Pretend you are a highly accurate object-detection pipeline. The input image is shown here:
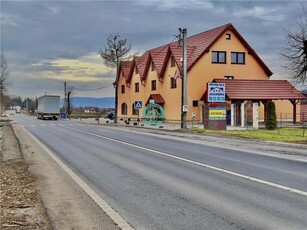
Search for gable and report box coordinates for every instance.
[118,23,272,85]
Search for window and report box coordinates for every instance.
[135,82,139,92]
[193,100,198,107]
[132,103,139,115]
[171,56,176,67]
[170,78,177,89]
[151,62,156,71]
[226,33,231,40]
[231,52,245,64]
[151,80,156,91]
[212,51,226,64]
[135,67,138,74]
[121,85,125,94]
[224,76,234,80]
[121,103,127,115]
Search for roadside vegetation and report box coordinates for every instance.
[69,112,108,119]
[191,127,307,143]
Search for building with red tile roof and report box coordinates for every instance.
[116,23,304,128]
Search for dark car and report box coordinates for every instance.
[107,111,115,120]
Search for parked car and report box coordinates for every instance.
[107,111,115,120]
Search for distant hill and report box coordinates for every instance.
[62,97,115,108]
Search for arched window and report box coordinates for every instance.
[121,103,127,115]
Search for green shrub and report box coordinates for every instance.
[266,101,277,130]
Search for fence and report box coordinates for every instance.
[277,112,307,128]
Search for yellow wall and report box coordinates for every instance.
[118,70,131,119]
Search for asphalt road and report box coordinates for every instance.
[12,114,307,229]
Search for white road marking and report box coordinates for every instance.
[40,124,46,127]
[65,126,307,197]
[31,124,36,127]
[21,126,134,230]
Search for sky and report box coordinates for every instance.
[1,0,306,99]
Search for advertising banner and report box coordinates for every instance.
[209,107,226,120]
[208,83,225,102]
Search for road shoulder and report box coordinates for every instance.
[0,123,51,229]
[11,123,120,230]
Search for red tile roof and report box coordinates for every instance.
[147,94,165,104]
[135,51,150,80]
[118,61,133,82]
[213,79,305,100]
[149,46,169,78]
[120,23,273,84]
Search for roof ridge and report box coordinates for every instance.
[187,23,232,40]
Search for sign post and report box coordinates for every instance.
[134,101,143,125]
[205,82,227,130]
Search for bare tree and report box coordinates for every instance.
[1,51,9,116]
[281,5,307,84]
[99,34,133,123]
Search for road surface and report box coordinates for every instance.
[12,114,307,229]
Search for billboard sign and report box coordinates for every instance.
[209,107,226,120]
[208,83,225,102]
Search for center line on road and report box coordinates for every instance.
[65,126,307,197]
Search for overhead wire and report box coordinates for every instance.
[72,83,113,91]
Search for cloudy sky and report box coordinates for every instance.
[1,0,306,99]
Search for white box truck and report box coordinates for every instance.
[37,95,60,120]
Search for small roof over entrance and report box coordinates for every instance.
[213,79,305,100]
[146,94,165,104]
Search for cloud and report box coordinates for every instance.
[1,13,20,27]
[137,0,214,11]
[233,6,286,23]
[49,6,59,14]
[30,53,115,82]
[3,0,307,98]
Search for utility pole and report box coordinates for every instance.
[180,28,188,129]
[67,91,71,119]
[62,81,67,117]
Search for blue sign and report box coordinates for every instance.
[134,101,143,109]
[208,83,225,102]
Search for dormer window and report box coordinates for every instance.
[226,33,231,40]
[135,67,139,74]
[224,76,234,80]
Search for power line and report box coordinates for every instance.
[72,83,113,91]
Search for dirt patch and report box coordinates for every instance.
[0,123,51,229]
